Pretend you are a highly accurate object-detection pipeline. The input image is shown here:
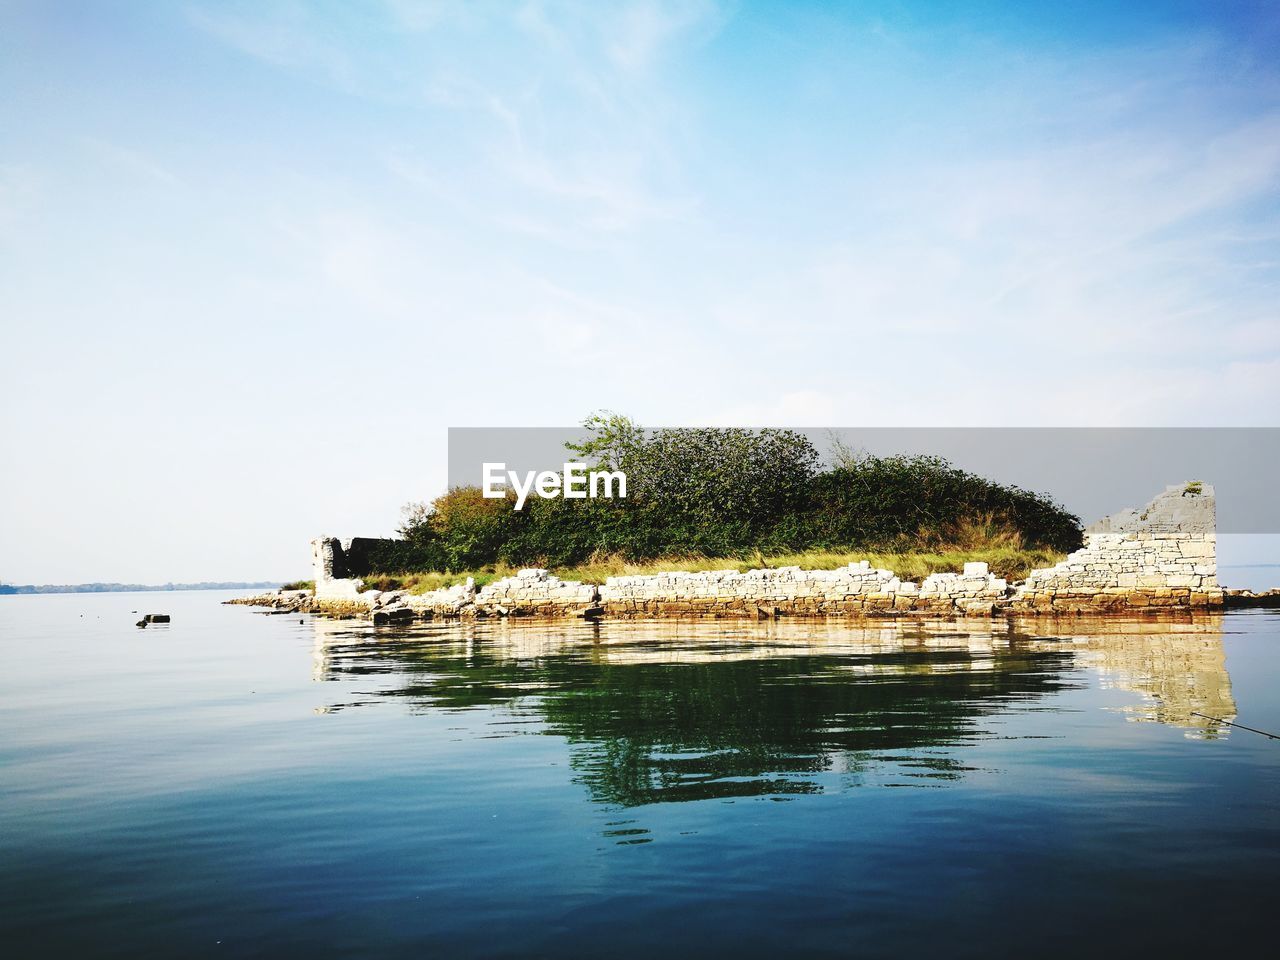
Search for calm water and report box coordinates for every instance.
[2,592,1279,958]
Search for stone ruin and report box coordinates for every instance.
[295,482,1223,621]
[1008,482,1221,612]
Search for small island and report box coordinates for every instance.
[233,416,1248,622]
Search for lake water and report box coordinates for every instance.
[2,591,1279,958]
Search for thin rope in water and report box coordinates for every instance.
[1190,712,1280,740]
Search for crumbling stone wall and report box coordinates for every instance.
[312,538,361,599]
[306,560,1011,621]
[599,561,1009,618]
[324,570,597,621]
[311,536,400,600]
[475,569,598,617]
[1009,483,1222,612]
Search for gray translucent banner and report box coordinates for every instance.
[448,427,1280,533]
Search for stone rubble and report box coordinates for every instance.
[596,560,1008,618]
[475,569,597,617]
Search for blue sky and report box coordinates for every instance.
[2,1,1279,581]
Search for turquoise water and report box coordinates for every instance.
[2,592,1279,958]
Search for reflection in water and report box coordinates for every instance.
[309,614,1235,805]
[1016,616,1237,738]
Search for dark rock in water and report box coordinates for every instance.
[1225,589,1280,608]
[580,605,605,620]
[372,607,415,625]
[144,614,170,623]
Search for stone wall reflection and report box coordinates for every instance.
[1013,614,1236,738]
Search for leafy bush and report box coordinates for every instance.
[394,487,521,571]
[364,537,447,574]
[562,416,820,558]
[390,414,1082,571]
[618,426,818,555]
[807,453,1081,553]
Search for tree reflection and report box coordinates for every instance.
[310,619,1107,805]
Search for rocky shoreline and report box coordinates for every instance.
[226,579,1280,624]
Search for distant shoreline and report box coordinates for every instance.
[0,582,284,596]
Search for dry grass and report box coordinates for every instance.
[359,569,510,594]
[359,539,1064,594]
[757,546,1063,582]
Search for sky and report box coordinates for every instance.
[2,0,1279,583]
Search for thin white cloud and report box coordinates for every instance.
[186,2,356,84]
[604,0,721,72]
[81,138,183,187]
[188,0,717,241]
[0,163,41,234]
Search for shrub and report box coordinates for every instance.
[807,454,1081,553]
[396,486,521,571]
[386,415,1083,571]
[560,416,820,559]
[365,537,448,574]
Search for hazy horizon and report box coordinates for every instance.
[3,1,1279,582]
